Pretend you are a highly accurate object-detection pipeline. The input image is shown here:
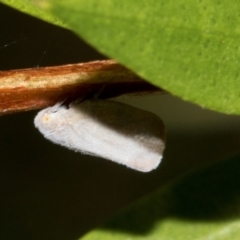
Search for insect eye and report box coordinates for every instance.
[42,114,52,123]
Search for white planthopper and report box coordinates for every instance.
[34,99,166,172]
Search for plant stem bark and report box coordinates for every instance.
[0,60,165,115]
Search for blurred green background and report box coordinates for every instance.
[0,3,240,239]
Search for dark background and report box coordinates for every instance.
[1,3,240,239]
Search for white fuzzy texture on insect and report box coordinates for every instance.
[34,100,166,172]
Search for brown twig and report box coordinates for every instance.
[0,59,165,115]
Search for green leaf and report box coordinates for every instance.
[33,0,240,114]
[82,155,240,239]
[0,0,66,27]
